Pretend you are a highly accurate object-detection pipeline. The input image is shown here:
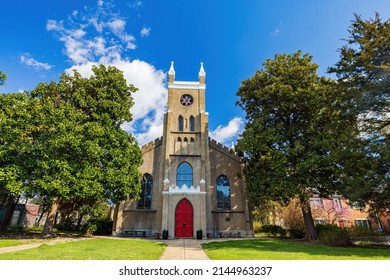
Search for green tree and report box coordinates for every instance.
[30,65,142,235]
[236,51,356,240]
[329,13,389,132]
[0,93,34,230]
[0,65,143,235]
[329,13,389,214]
[0,71,6,86]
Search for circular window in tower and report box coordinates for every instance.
[180,94,194,106]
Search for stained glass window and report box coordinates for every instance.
[216,175,231,209]
[190,116,195,131]
[180,95,193,106]
[137,174,153,209]
[177,162,193,187]
[178,115,183,131]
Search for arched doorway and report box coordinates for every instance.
[175,199,193,238]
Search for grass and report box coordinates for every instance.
[0,238,167,260]
[0,239,43,248]
[0,240,25,248]
[202,238,390,260]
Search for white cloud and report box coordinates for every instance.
[20,53,53,71]
[271,28,280,37]
[209,117,244,145]
[107,19,126,34]
[48,1,166,145]
[65,59,167,146]
[46,19,63,31]
[130,1,143,8]
[140,27,151,37]
[47,2,139,65]
[271,22,282,37]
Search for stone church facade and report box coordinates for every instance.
[113,63,252,239]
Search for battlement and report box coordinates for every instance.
[141,136,163,153]
[209,137,240,160]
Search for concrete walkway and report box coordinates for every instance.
[159,239,210,260]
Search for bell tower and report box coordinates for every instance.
[160,62,210,238]
[162,61,210,183]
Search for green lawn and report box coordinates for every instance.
[0,240,25,248]
[0,239,43,248]
[0,238,167,260]
[202,238,390,260]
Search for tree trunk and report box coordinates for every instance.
[300,198,318,240]
[41,198,60,236]
[0,196,19,231]
[77,213,84,229]
[36,205,50,227]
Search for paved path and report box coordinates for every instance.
[159,239,210,260]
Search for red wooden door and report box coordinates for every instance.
[175,199,193,238]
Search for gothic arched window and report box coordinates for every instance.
[190,137,195,143]
[190,116,195,132]
[177,162,193,188]
[178,115,183,132]
[137,173,153,209]
[216,175,231,209]
[177,137,182,142]
[184,137,188,142]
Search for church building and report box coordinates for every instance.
[113,62,252,239]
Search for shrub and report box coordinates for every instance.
[82,218,113,236]
[261,224,287,237]
[6,225,22,232]
[92,218,113,235]
[55,217,78,231]
[316,224,352,247]
[348,226,384,244]
[82,222,97,236]
[288,228,306,239]
[23,226,44,233]
[253,221,262,233]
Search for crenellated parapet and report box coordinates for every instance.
[209,137,241,161]
[141,136,163,153]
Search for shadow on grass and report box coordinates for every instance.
[202,238,390,260]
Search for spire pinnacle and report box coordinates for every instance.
[198,62,206,77]
[168,61,175,76]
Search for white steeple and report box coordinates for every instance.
[198,62,206,77]
[168,61,175,77]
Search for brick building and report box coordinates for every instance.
[310,196,390,232]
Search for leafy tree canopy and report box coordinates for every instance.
[0,65,143,234]
[329,12,390,132]
[0,71,6,86]
[236,51,358,239]
[329,13,389,214]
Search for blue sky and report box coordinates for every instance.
[1,0,389,146]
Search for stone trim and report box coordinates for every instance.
[169,154,201,157]
[168,81,206,90]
